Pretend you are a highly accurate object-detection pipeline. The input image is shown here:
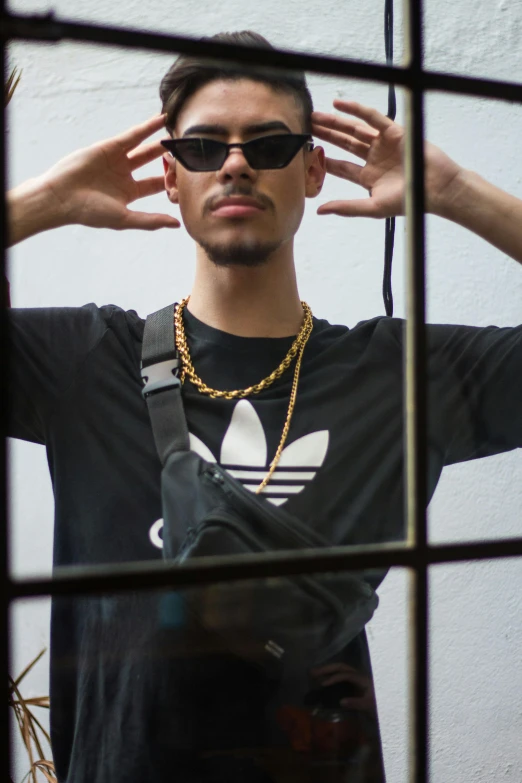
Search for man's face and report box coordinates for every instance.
[163,78,325,267]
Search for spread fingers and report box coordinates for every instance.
[133,175,168,201]
[312,110,378,144]
[332,99,394,133]
[116,114,168,153]
[128,140,168,171]
[312,125,371,160]
[325,157,364,184]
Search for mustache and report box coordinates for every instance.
[204,186,274,215]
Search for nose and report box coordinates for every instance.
[216,144,257,184]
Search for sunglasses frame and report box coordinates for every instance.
[161,133,314,172]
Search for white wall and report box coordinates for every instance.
[6,0,522,781]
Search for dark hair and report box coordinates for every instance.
[159,31,314,136]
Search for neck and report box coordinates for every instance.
[187,245,304,337]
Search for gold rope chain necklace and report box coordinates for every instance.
[174,297,314,492]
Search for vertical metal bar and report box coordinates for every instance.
[403,0,429,780]
[1,1,12,778]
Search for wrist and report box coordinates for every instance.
[7,176,67,247]
[429,167,477,221]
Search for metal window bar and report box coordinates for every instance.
[2,5,522,782]
[403,1,429,777]
[1,0,10,775]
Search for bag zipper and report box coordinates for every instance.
[204,465,328,550]
[181,497,360,646]
[187,507,345,627]
[185,510,267,556]
[201,465,374,644]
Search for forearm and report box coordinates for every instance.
[433,169,522,265]
[6,177,66,247]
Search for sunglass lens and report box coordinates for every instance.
[174,139,226,171]
[246,135,305,169]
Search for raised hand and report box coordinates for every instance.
[33,114,180,232]
[312,100,463,219]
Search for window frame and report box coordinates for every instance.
[2,3,522,779]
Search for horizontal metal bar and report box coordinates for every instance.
[1,11,402,83]
[9,537,522,600]
[422,70,522,102]
[2,12,522,104]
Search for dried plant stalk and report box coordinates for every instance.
[9,649,57,783]
[4,64,21,308]
[5,66,22,107]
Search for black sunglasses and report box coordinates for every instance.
[161,133,314,172]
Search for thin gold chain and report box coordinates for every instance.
[255,319,312,493]
[174,297,314,492]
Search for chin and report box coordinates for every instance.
[197,235,282,268]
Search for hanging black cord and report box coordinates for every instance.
[383,0,396,316]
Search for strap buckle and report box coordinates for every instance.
[141,358,180,399]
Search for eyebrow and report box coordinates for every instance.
[181,121,293,138]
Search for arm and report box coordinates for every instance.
[7,176,67,247]
[6,113,179,248]
[433,169,522,265]
[311,101,522,266]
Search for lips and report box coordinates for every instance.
[210,197,266,218]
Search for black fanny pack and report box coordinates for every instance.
[141,304,378,675]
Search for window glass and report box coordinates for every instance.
[7,44,406,580]
[9,570,409,782]
[9,596,52,783]
[5,7,522,783]
[7,0,404,67]
[424,0,522,83]
[424,92,522,544]
[430,559,522,780]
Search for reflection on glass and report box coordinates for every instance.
[11,580,391,782]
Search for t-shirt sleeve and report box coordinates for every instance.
[426,322,522,463]
[8,304,111,444]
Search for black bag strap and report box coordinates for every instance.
[141,303,189,464]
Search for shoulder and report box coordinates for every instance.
[8,303,149,373]
[311,314,403,354]
[310,313,522,363]
[9,301,144,345]
[315,313,522,346]
[96,303,145,343]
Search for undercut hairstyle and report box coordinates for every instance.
[159,31,314,136]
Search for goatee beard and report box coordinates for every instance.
[198,237,281,268]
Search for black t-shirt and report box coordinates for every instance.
[8,304,522,782]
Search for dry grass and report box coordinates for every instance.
[8,648,56,783]
[4,64,21,307]
[5,66,22,107]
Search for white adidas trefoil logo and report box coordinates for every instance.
[190,399,329,506]
[148,400,329,549]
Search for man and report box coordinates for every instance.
[7,29,522,783]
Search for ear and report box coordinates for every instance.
[163,153,179,204]
[305,146,327,199]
